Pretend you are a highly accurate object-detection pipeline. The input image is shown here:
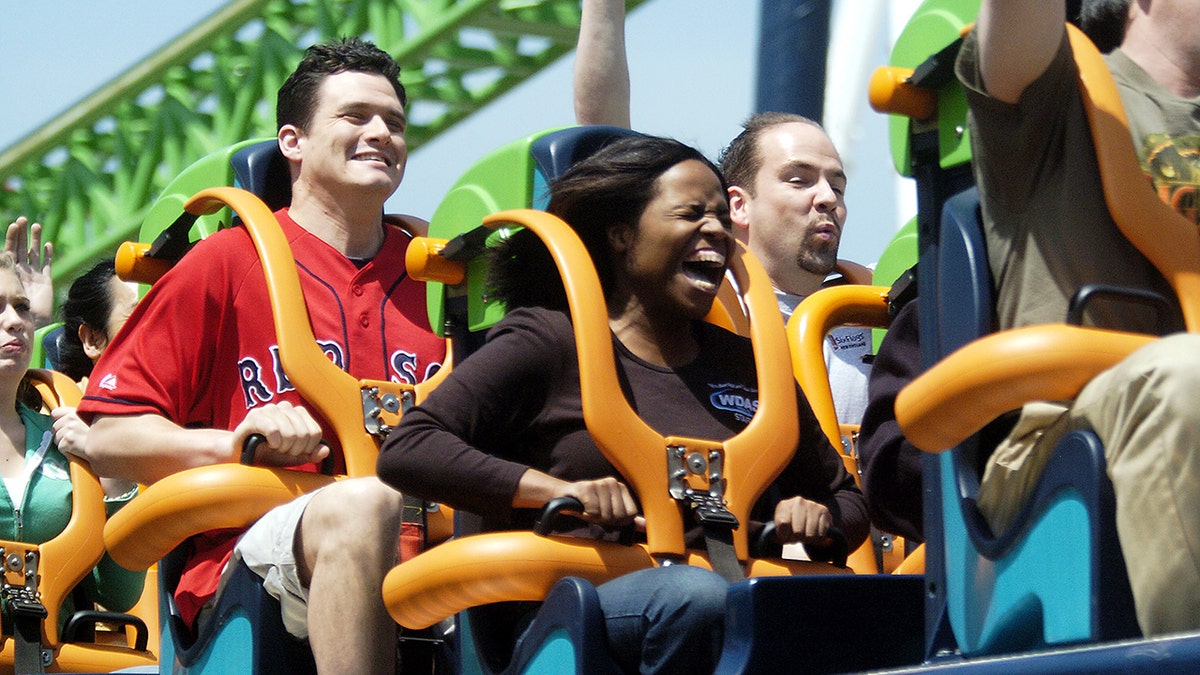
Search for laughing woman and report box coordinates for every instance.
[378,135,867,673]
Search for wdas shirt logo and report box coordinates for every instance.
[709,383,759,424]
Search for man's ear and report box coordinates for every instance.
[606,222,633,253]
[727,185,752,236]
[79,324,109,362]
[278,125,303,162]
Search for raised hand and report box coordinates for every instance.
[5,216,54,328]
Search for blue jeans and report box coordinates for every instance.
[596,564,728,673]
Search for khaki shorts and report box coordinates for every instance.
[216,488,322,640]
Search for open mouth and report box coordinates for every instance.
[353,151,393,167]
[682,255,727,292]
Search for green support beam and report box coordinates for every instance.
[0,0,644,286]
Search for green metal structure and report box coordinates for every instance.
[0,0,644,287]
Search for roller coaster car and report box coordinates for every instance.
[0,370,156,674]
[102,141,451,673]
[869,0,1200,668]
[383,125,927,674]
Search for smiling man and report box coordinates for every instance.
[76,38,445,674]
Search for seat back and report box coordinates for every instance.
[418,125,641,350]
[104,140,450,673]
[786,283,896,574]
[879,0,1170,660]
[116,139,280,286]
[0,371,157,672]
[917,188,1140,656]
[32,324,66,371]
[388,128,851,673]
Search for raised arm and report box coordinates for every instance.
[976,0,1066,104]
[5,216,54,329]
[574,0,631,127]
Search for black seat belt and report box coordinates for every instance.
[667,445,744,582]
[3,549,48,673]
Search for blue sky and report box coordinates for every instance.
[0,0,913,267]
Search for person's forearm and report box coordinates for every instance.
[574,0,631,127]
[513,468,568,509]
[85,414,236,484]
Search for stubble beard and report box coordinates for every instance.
[796,232,839,276]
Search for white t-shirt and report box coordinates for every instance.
[776,290,873,426]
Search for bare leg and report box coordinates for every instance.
[297,477,404,674]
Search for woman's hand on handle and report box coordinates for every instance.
[772,495,833,545]
[516,469,640,526]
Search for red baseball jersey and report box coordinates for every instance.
[79,207,446,625]
[81,208,445,457]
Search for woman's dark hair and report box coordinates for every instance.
[488,134,725,310]
[58,259,118,381]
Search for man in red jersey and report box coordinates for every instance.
[76,38,445,674]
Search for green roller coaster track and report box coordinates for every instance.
[0,0,644,288]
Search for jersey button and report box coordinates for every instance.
[352,284,364,297]
[360,313,370,328]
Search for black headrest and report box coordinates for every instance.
[231,141,292,211]
[529,126,644,184]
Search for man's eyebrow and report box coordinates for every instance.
[781,160,846,182]
[341,101,407,121]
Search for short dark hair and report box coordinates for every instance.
[58,259,118,381]
[719,112,824,194]
[1078,0,1132,52]
[276,37,406,131]
[489,134,725,310]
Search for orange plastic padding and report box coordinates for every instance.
[704,278,750,335]
[424,505,454,546]
[896,325,1153,453]
[121,565,160,663]
[32,641,158,672]
[1067,25,1200,332]
[786,286,892,575]
[27,368,82,408]
[184,187,450,477]
[104,464,335,572]
[896,26,1200,454]
[383,531,850,629]
[405,237,466,285]
[106,189,455,614]
[787,285,891,454]
[0,374,100,652]
[893,543,925,575]
[869,66,936,120]
[382,209,839,631]
[114,241,171,286]
[480,209,799,562]
[10,371,162,668]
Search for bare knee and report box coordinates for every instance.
[302,478,404,547]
